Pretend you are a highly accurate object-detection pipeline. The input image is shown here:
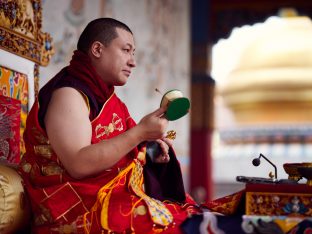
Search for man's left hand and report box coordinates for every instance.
[153,138,172,163]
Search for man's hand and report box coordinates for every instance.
[137,107,169,141]
[152,138,173,163]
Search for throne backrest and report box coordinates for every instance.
[0,1,53,233]
[0,0,54,164]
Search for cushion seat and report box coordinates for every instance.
[0,163,31,234]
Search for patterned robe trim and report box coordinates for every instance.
[129,151,173,227]
[83,147,174,233]
[33,145,53,158]
[91,92,115,124]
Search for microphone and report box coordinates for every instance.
[252,153,277,180]
[252,158,261,166]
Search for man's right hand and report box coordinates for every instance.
[137,107,168,141]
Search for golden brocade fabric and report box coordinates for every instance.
[0,164,31,233]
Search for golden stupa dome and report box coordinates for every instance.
[214,10,312,124]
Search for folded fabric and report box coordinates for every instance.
[0,95,21,163]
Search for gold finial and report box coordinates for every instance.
[165,130,176,140]
[278,8,298,18]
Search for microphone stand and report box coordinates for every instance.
[258,153,278,180]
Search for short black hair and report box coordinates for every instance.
[77,18,132,53]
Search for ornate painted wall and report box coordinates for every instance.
[40,0,191,188]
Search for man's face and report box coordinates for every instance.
[95,28,136,86]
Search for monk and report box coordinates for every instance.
[19,18,227,234]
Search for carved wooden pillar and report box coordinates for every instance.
[190,0,215,202]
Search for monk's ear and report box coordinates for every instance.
[90,41,103,58]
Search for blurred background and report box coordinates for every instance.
[39,0,312,203]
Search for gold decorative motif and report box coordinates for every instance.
[60,224,75,234]
[95,113,123,138]
[22,162,32,173]
[34,145,53,158]
[0,0,36,38]
[34,213,48,226]
[165,130,176,140]
[39,204,53,223]
[0,0,54,66]
[134,205,147,216]
[31,127,49,144]
[246,191,312,216]
[41,163,63,176]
